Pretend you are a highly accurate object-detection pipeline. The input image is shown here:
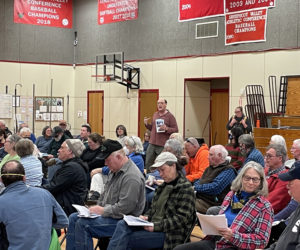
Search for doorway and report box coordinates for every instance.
[184,78,229,146]
[87,91,104,135]
[138,90,159,138]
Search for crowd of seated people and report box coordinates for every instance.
[0,110,300,250]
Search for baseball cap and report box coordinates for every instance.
[98,139,123,160]
[279,161,300,181]
[65,139,85,157]
[151,152,177,168]
[52,126,63,137]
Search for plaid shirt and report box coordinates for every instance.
[216,191,273,249]
[145,173,196,250]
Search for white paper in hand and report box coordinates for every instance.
[123,215,154,227]
[72,204,100,218]
[197,213,227,235]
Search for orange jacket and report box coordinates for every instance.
[185,144,209,182]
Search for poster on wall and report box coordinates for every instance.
[98,0,138,25]
[225,8,267,45]
[178,0,224,21]
[225,0,275,13]
[35,97,64,121]
[0,95,12,119]
[14,0,73,29]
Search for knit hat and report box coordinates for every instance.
[98,139,123,160]
[151,152,177,168]
[279,161,300,181]
[66,139,85,157]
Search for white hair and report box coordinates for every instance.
[270,135,287,151]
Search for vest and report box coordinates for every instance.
[196,162,236,206]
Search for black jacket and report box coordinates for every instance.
[47,134,70,157]
[81,146,105,172]
[43,157,88,216]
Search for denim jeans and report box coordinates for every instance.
[107,219,165,250]
[66,213,120,250]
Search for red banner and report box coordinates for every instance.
[226,9,267,45]
[179,0,224,21]
[98,0,138,25]
[225,0,275,13]
[14,0,72,29]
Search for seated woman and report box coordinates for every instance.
[115,124,127,147]
[35,126,53,153]
[124,136,145,173]
[0,134,21,169]
[174,161,273,250]
[107,152,195,250]
[225,126,245,171]
[145,138,187,211]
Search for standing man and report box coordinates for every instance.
[0,160,68,249]
[226,106,252,135]
[264,144,290,214]
[144,98,178,172]
[184,137,209,183]
[66,139,145,250]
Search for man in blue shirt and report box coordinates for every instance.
[194,145,237,214]
[0,160,68,250]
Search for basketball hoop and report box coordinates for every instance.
[91,75,111,83]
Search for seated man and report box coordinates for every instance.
[0,160,68,249]
[77,124,91,147]
[194,145,237,214]
[265,161,300,250]
[66,139,145,250]
[43,139,88,216]
[59,119,73,138]
[184,137,209,182]
[265,144,291,214]
[239,134,264,167]
[47,126,70,159]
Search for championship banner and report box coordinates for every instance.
[14,0,73,29]
[225,0,275,13]
[98,0,138,25]
[179,0,224,21]
[225,8,267,45]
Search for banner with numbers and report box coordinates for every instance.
[14,0,73,29]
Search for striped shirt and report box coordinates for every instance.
[20,155,43,187]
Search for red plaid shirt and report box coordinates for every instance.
[216,191,273,249]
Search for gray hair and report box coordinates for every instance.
[267,144,287,163]
[164,139,184,158]
[270,135,287,151]
[7,134,22,151]
[210,145,228,160]
[231,161,268,197]
[169,133,184,144]
[125,136,143,153]
[238,134,255,149]
[0,120,5,126]
[293,139,300,149]
[20,127,31,134]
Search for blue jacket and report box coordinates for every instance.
[0,181,68,250]
[244,148,265,167]
[128,152,144,173]
[35,136,53,153]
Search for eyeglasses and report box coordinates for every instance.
[59,123,66,126]
[243,175,261,183]
[264,154,277,159]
